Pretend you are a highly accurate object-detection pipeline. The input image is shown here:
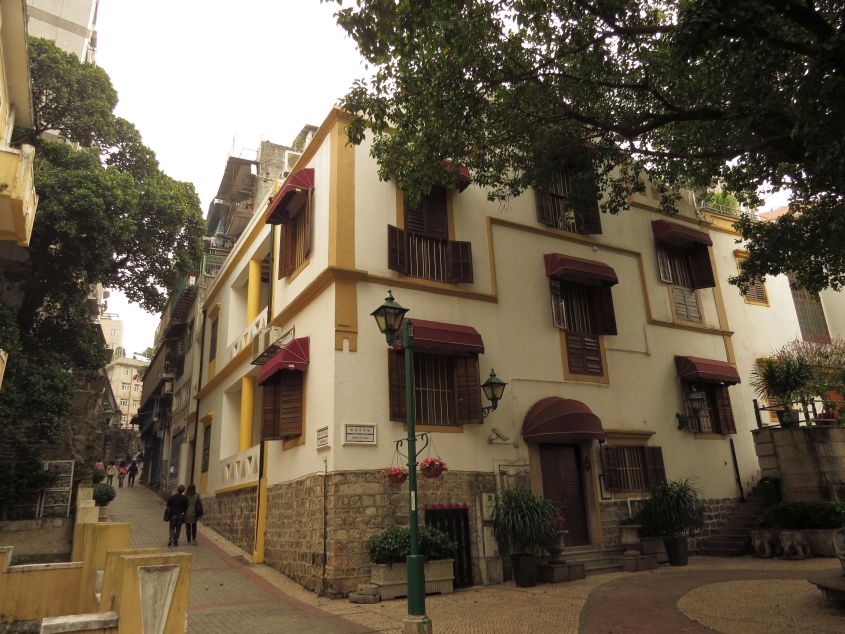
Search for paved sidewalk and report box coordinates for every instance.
[105,483,369,634]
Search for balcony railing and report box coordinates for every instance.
[228,309,269,362]
[220,444,260,490]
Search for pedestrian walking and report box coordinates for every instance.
[117,461,128,487]
[164,484,189,547]
[183,483,204,545]
[127,460,138,487]
[106,461,117,485]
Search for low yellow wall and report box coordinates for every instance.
[0,562,84,622]
[78,522,131,612]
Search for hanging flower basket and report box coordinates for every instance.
[381,466,409,485]
[421,457,448,479]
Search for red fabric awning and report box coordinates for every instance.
[544,253,618,287]
[440,159,471,192]
[258,337,310,384]
[391,319,484,354]
[675,355,740,385]
[522,397,605,444]
[265,168,315,225]
[652,219,712,248]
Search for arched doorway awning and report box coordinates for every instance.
[522,397,605,444]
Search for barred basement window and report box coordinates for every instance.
[535,170,602,234]
[601,445,666,492]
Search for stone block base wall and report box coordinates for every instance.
[599,497,737,551]
[264,470,497,597]
[202,485,257,554]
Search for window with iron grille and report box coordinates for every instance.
[549,278,616,376]
[657,245,702,322]
[388,350,481,425]
[201,424,211,473]
[681,381,737,434]
[279,193,312,277]
[535,170,602,234]
[208,317,218,363]
[387,186,472,284]
[601,445,666,491]
[788,274,831,344]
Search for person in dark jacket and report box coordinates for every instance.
[183,483,203,545]
[127,461,138,487]
[166,484,189,547]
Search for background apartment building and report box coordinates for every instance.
[26,0,99,62]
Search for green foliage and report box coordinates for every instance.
[751,340,845,409]
[490,487,559,554]
[757,502,845,530]
[367,525,457,564]
[92,470,105,484]
[636,480,705,537]
[0,445,59,509]
[331,0,845,289]
[92,483,116,507]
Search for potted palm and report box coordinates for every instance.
[637,479,704,566]
[751,353,812,427]
[490,487,559,587]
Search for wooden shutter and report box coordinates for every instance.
[278,371,303,439]
[591,286,617,335]
[404,187,448,239]
[302,191,313,259]
[689,244,716,289]
[387,225,407,274]
[550,278,566,329]
[447,240,473,283]
[656,247,674,283]
[388,349,406,421]
[714,386,736,434]
[278,224,287,279]
[744,278,768,304]
[279,222,295,277]
[672,286,701,322]
[454,355,482,424]
[535,188,554,226]
[571,169,602,234]
[601,446,622,491]
[644,446,666,486]
[261,378,280,440]
[565,332,603,376]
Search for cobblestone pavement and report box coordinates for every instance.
[105,483,370,634]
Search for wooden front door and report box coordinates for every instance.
[540,444,590,546]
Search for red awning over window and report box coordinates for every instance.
[674,355,740,385]
[522,397,605,444]
[440,159,471,192]
[265,168,315,225]
[258,337,310,385]
[544,253,618,287]
[652,219,712,248]
[391,319,484,354]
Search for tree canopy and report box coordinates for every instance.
[332,0,845,292]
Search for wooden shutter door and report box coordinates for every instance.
[689,244,716,288]
[550,279,566,329]
[601,446,622,491]
[656,247,674,284]
[278,224,288,279]
[454,355,482,424]
[448,240,473,283]
[571,169,602,234]
[278,371,303,438]
[423,187,448,239]
[591,286,617,335]
[715,386,737,434]
[261,379,279,440]
[387,225,407,274]
[644,446,666,486]
[388,350,406,421]
[566,332,603,376]
[302,190,313,258]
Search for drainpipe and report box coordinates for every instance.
[728,438,745,503]
[189,307,207,486]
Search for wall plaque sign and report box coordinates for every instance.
[316,426,329,449]
[344,424,377,445]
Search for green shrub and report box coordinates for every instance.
[490,486,560,554]
[637,479,705,537]
[367,525,457,564]
[92,469,105,484]
[92,482,116,507]
[757,501,845,529]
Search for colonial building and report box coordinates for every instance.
[104,355,146,428]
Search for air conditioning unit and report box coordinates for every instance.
[283,150,302,175]
[251,326,283,365]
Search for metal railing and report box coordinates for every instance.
[752,397,843,429]
[406,232,450,282]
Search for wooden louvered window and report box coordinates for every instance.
[657,245,704,322]
[278,192,312,278]
[261,371,304,440]
[681,382,736,435]
[387,186,473,283]
[535,169,602,234]
[388,350,481,426]
[788,274,831,344]
[601,445,666,491]
[550,278,616,376]
[735,254,769,305]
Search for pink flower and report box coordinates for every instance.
[421,457,447,471]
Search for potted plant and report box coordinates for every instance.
[380,466,409,485]
[750,355,811,427]
[490,487,559,587]
[637,479,704,566]
[420,457,447,479]
[92,482,116,507]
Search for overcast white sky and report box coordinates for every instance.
[93,1,368,356]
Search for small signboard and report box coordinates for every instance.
[316,426,329,450]
[344,424,377,445]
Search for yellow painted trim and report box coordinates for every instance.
[252,440,268,563]
[207,359,216,381]
[208,303,221,320]
[363,273,497,303]
[196,345,252,400]
[204,107,354,310]
[329,118,356,269]
[282,373,307,450]
[246,259,261,323]
[268,268,335,329]
[271,226,279,315]
[239,375,255,452]
[486,217,499,298]
[199,472,209,494]
[560,330,610,384]
[334,276,358,351]
[705,212,742,236]
[603,429,656,445]
[215,481,258,495]
[707,246,737,364]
